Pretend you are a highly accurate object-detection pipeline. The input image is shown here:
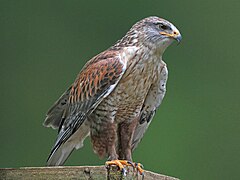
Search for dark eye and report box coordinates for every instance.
[158,23,169,30]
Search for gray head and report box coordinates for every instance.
[116,16,182,53]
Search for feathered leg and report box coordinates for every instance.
[118,118,144,176]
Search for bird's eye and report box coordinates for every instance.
[158,23,169,30]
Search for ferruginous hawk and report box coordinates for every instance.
[43,16,182,175]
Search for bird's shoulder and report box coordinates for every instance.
[69,49,127,104]
[43,48,127,129]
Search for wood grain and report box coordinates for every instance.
[0,166,179,180]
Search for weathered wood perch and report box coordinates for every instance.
[0,166,179,180]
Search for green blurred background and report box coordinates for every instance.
[1,0,239,179]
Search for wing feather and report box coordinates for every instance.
[43,87,71,129]
[46,50,126,163]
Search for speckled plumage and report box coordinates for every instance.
[43,16,181,166]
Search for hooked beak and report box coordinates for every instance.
[160,31,182,43]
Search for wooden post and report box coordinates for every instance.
[0,166,179,180]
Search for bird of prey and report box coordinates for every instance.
[43,16,181,175]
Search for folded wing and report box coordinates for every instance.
[44,50,127,165]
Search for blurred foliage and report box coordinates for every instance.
[0,0,239,180]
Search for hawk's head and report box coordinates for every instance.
[119,16,182,54]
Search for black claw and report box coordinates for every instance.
[122,168,127,176]
[141,172,145,180]
[127,161,135,167]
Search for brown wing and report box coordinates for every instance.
[46,50,127,161]
[43,87,71,129]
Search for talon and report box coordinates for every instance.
[135,162,144,175]
[122,167,127,176]
[141,171,145,180]
[118,160,133,167]
[106,160,124,170]
[105,160,133,176]
[127,161,135,167]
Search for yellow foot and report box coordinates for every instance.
[105,160,133,176]
[134,162,144,176]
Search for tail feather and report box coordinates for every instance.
[46,122,90,166]
[47,142,75,166]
